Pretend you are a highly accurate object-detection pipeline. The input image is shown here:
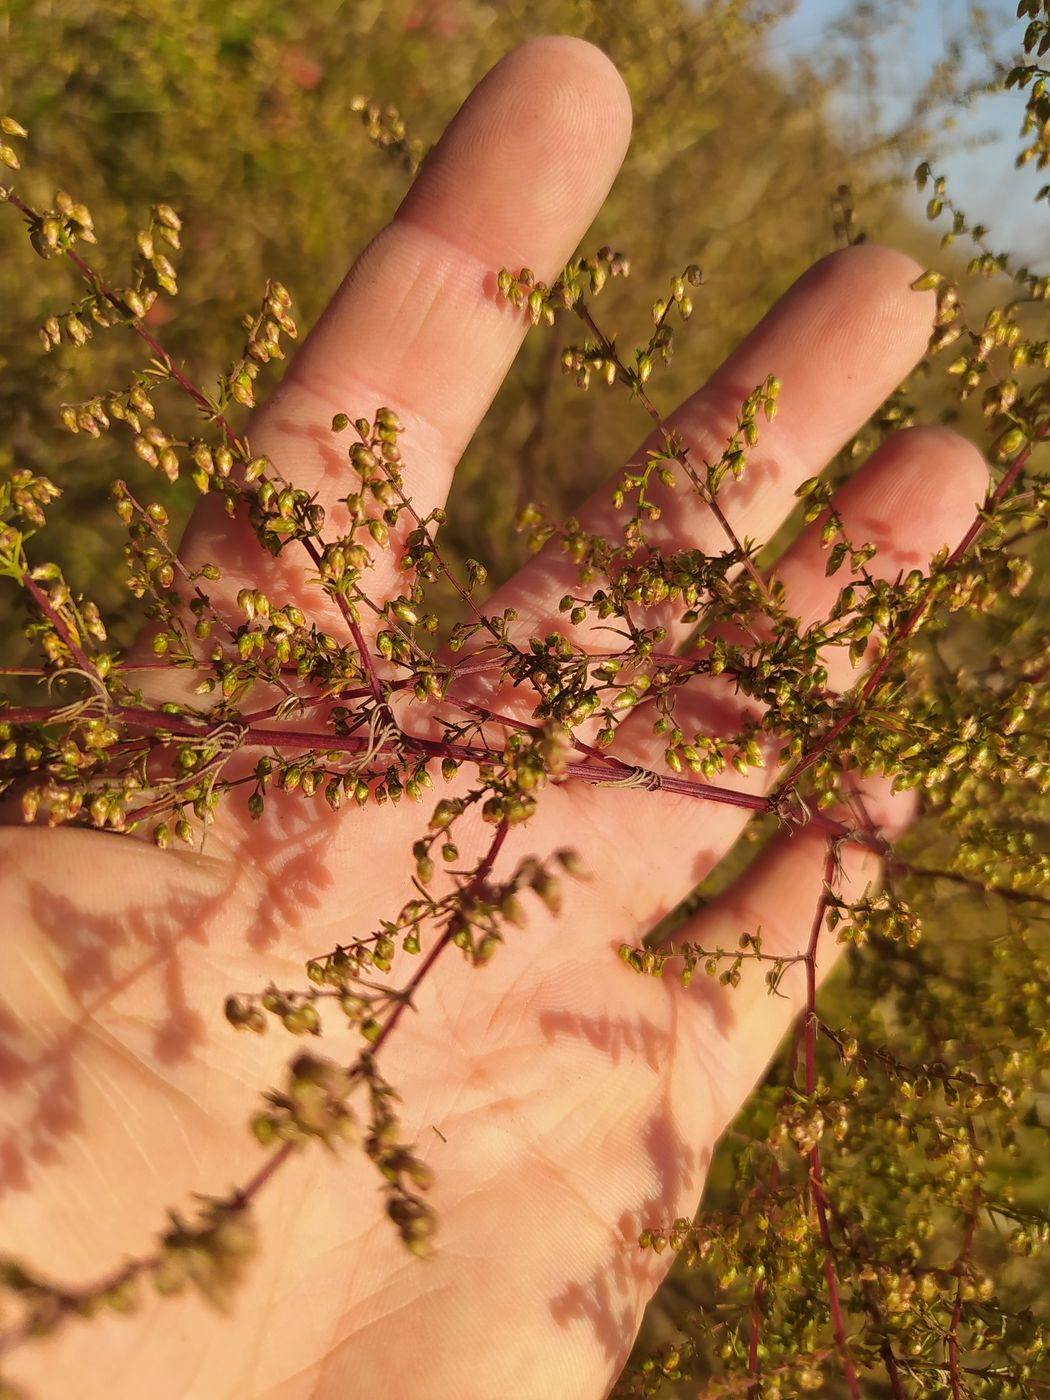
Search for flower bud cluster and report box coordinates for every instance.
[250,1052,359,1150]
[152,1195,257,1308]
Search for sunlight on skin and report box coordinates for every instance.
[0,35,988,1400]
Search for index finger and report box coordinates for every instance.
[174,37,632,617]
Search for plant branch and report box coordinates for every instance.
[574,301,772,603]
[772,432,1045,803]
[804,839,861,1398]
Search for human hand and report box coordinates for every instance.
[0,35,987,1400]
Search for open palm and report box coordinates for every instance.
[0,36,988,1400]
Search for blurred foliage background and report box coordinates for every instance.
[1,0,1048,1394]
[0,0,1001,658]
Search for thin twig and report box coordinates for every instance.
[574,302,772,602]
[949,1119,982,1399]
[804,839,862,1398]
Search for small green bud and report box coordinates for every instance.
[154,202,182,231]
[555,848,589,879]
[910,269,944,291]
[282,1002,321,1035]
[251,1114,277,1146]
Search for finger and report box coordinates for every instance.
[172,37,632,618]
[610,421,988,769]
[481,243,936,652]
[670,773,917,1141]
[560,422,985,930]
[767,424,989,691]
[612,422,988,762]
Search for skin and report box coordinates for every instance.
[0,35,991,1400]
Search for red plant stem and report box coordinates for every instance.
[235,1138,296,1210]
[818,1181,907,1397]
[369,820,509,1056]
[441,687,642,771]
[296,537,390,708]
[0,664,99,676]
[809,1163,860,1400]
[19,574,97,675]
[948,1214,977,1397]
[803,847,839,1096]
[804,840,861,1398]
[948,1120,981,1398]
[1,701,880,847]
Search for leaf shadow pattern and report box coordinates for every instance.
[0,796,340,1198]
[0,858,230,1198]
[537,993,712,1377]
[227,791,341,952]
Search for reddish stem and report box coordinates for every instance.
[948,1120,981,1398]
[297,536,390,709]
[19,574,97,676]
[369,820,509,1056]
[1,701,877,848]
[803,840,861,1398]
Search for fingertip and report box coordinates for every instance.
[701,243,943,488]
[808,241,927,303]
[831,423,989,571]
[872,424,990,525]
[771,423,989,673]
[511,34,634,142]
[399,34,632,273]
[791,242,937,370]
[883,430,987,559]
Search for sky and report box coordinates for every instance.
[761,0,1049,267]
